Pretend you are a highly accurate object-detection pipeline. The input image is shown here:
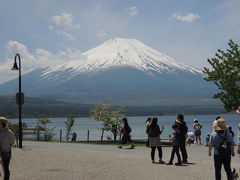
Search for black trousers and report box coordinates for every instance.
[151,147,162,161]
[2,158,11,180]
[214,155,232,180]
[169,146,181,163]
[180,137,188,161]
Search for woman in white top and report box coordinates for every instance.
[0,117,15,180]
[193,119,202,145]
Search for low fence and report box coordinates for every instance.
[22,127,171,145]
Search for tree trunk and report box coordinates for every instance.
[101,129,104,142]
[15,137,19,147]
[66,132,69,141]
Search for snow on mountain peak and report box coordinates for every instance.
[42,38,202,80]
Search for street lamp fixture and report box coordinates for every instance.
[11,53,23,148]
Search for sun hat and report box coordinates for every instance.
[0,117,8,124]
[236,106,240,114]
[213,118,228,131]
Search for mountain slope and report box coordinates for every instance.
[0,38,217,106]
[41,38,202,82]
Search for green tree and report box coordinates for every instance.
[37,118,55,141]
[111,109,125,141]
[8,122,19,147]
[34,123,45,141]
[90,102,112,141]
[65,114,75,141]
[203,40,240,112]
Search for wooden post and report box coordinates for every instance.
[37,129,40,141]
[60,129,62,142]
[87,130,89,142]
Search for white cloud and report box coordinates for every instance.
[49,13,80,41]
[96,31,106,40]
[126,6,138,16]
[0,41,84,83]
[172,13,200,22]
[51,13,80,30]
[61,32,76,40]
[48,25,54,31]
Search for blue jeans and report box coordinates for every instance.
[214,154,232,180]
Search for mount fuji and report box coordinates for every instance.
[0,38,217,106]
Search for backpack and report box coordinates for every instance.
[125,125,132,134]
[217,131,231,158]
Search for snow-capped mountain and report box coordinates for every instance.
[0,38,216,106]
[41,38,201,82]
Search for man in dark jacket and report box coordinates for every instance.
[176,114,188,163]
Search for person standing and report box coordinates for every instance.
[0,117,15,180]
[71,131,77,142]
[146,117,165,164]
[228,127,234,139]
[176,114,188,163]
[167,124,181,166]
[208,118,235,180]
[193,119,202,145]
[146,117,151,147]
[111,124,118,141]
[118,118,135,149]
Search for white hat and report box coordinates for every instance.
[0,117,8,124]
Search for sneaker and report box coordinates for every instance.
[118,146,122,149]
[181,160,188,164]
[166,162,173,165]
[152,160,155,164]
[159,160,165,164]
[175,162,182,166]
[129,145,135,149]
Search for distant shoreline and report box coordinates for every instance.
[1,95,225,119]
[8,111,233,120]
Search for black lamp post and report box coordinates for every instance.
[11,53,23,148]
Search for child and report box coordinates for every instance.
[167,124,181,166]
[205,133,210,146]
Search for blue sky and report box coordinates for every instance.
[0,0,240,83]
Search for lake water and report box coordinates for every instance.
[10,114,240,143]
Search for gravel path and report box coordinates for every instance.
[4,141,240,180]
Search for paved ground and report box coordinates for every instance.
[3,141,240,180]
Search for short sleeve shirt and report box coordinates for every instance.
[209,130,234,155]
